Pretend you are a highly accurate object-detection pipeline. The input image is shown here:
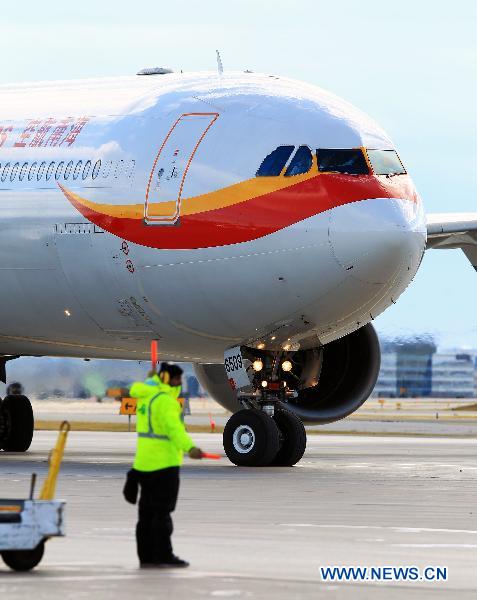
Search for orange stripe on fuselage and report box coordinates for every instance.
[60,173,418,250]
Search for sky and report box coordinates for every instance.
[1,0,477,350]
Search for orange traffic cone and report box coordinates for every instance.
[209,413,216,433]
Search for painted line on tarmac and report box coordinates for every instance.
[0,568,322,585]
[394,544,477,548]
[280,524,477,535]
[0,571,228,583]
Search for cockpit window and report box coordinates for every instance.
[256,145,295,177]
[317,149,369,175]
[366,149,406,176]
[284,146,313,177]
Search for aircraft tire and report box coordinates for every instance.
[1,541,45,571]
[270,408,307,466]
[223,409,280,466]
[0,395,34,452]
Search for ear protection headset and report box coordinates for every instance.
[158,362,182,385]
[159,370,170,385]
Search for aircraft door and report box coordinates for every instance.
[145,113,219,225]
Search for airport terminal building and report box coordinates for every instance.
[374,339,477,398]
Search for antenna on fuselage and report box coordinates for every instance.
[216,50,224,77]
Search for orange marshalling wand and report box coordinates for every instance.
[202,452,221,460]
[151,340,159,371]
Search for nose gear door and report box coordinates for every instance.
[144,112,219,225]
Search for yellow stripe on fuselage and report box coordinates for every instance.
[63,168,318,219]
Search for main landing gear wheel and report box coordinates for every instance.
[0,395,34,452]
[223,409,280,466]
[270,408,307,467]
[1,541,45,571]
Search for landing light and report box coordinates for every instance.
[281,341,300,352]
[64,309,71,317]
[252,360,264,372]
[281,360,293,372]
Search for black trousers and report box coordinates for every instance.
[135,467,180,564]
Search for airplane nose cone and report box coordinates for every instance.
[329,198,426,284]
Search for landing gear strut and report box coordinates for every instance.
[0,395,34,452]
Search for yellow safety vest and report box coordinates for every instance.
[130,375,195,472]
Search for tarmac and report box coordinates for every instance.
[32,397,477,436]
[1,431,477,598]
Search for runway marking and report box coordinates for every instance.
[280,524,477,534]
[0,571,229,583]
[92,527,134,532]
[394,544,477,548]
[0,575,144,583]
[0,568,326,585]
[296,461,477,471]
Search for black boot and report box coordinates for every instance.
[140,555,190,569]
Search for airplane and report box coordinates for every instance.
[0,68,475,466]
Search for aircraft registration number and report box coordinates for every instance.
[224,346,250,390]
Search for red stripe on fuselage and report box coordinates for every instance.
[64,173,418,249]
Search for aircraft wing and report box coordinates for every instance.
[427,213,477,269]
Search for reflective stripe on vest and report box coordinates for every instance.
[137,432,170,440]
[137,391,170,441]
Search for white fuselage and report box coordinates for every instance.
[0,72,426,362]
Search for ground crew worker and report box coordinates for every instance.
[124,363,203,568]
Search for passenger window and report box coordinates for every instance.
[102,160,113,178]
[64,160,74,180]
[1,164,10,182]
[10,163,19,182]
[37,162,46,181]
[46,162,56,181]
[73,161,83,180]
[28,162,37,181]
[55,161,65,181]
[317,149,369,175]
[82,160,91,179]
[114,159,124,179]
[19,162,29,181]
[284,146,313,177]
[256,145,295,177]
[366,149,406,176]
[128,159,136,179]
[92,159,101,179]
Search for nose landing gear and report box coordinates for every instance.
[222,346,309,467]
